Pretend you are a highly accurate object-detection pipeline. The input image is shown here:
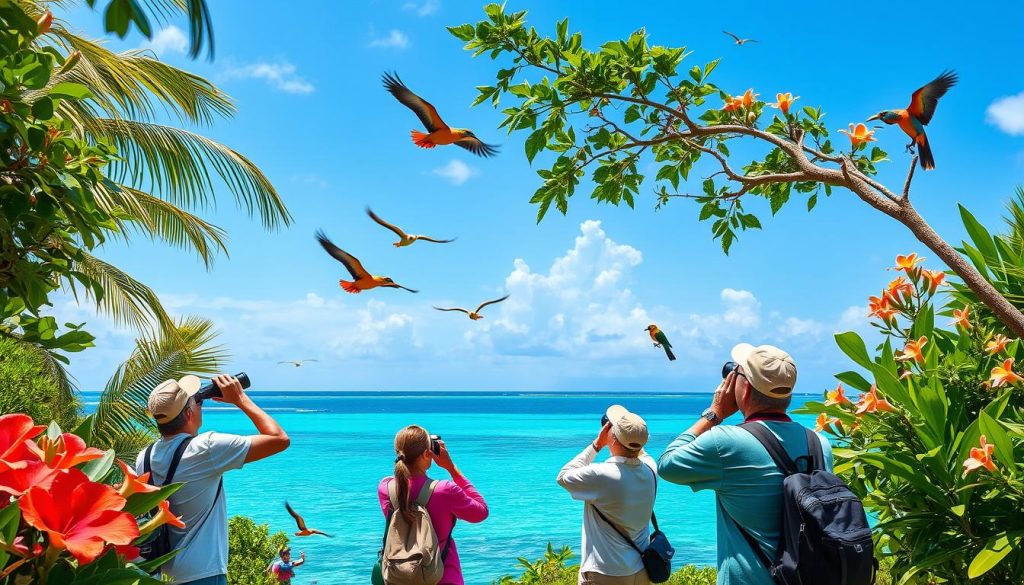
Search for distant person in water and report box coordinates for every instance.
[267,547,304,584]
[377,426,489,585]
[558,405,657,585]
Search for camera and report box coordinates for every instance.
[195,373,251,401]
[429,434,442,455]
[722,361,738,379]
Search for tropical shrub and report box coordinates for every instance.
[0,412,183,584]
[227,516,289,585]
[803,251,1024,583]
[0,337,77,428]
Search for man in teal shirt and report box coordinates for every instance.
[658,343,833,585]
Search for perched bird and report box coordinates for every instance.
[278,360,317,367]
[367,208,456,247]
[866,70,958,170]
[723,30,758,45]
[433,294,510,320]
[285,502,333,538]
[383,71,499,157]
[645,324,676,361]
[315,230,418,294]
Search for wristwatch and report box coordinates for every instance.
[700,408,720,424]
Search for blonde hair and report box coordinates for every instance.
[393,425,430,523]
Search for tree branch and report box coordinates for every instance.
[903,156,919,201]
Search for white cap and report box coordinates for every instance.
[147,376,201,423]
[604,405,649,450]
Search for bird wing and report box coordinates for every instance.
[301,359,318,364]
[284,502,308,531]
[656,331,672,348]
[382,71,448,132]
[475,294,510,313]
[416,236,457,244]
[454,136,499,158]
[722,30,741,42]
[312,530,334,538]
[433,306,470,314]
[315,230,369,280]
[907,70,958,125]
[277,361,296,365]
[387,282,419,293]
[366,208,407,239]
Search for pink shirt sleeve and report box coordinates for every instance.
[437,475,489,523]
[378,478,392,516]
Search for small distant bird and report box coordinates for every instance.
[867,70,958,170]
[278,360,317,367]
[723,30,758,45]
[646,324,676,361]
[434,294,510,320]
[315,230,418,294]
[285,502,333,538]
[367,208,456,247]
[383,71,499,157]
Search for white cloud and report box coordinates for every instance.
[403,0,440,16]
[431,160,478,185]
[291,173,329,189]
[987,92,1024,136]
[225,61,314,94]
[141,26,187,56]
[368,29,410,49]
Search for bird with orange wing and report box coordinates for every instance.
[867,70,957,170]
[315,230,417,294]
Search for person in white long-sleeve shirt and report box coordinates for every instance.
[557,405,656,585]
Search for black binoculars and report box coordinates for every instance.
[429,434,442,455]
[722,361,738,378]
[195,373,251,401]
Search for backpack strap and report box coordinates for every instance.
[144,436,194,487]
[414,480,455,562]
[739,422,799,476]
[592,504,645,556]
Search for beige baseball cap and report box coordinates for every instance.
[147,376,201,423]
[731,343,797,398]
[604,405,649,450]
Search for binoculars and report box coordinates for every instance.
[429,434,442,455]
[722,361,738,378]
[195,373,251,401]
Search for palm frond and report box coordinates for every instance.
[69,250,175,334]
[92,316,227,456]
[85,118,291,230]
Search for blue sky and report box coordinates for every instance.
[58,0,1024,392]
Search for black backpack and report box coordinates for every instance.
[726,422,877,585]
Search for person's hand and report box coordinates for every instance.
[300,551,306,560]
[711,372,740,420]
[211,374,245,406]
[432,439,456,473]
[593,422,613,451]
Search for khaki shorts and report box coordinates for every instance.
[579,569,650,585]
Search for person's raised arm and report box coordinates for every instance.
[657,375,737,489]
[432,440,489,523]
[556,422,611,501]
[213,375,290,463]
[293,552,306,567]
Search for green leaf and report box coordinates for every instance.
[81,449,115,481]
[32,97,54,120]
[71,415,95,444]
[0,501,21,568]
[968,533,1019,579]
[447,24,476,42]
[524,128,546,164]
[835,331,872,370]
[47,82,92,100]
[104,0,132,37]
[835,371,872,393]
[959,204,999,261]
[132,549,181,574]
[124,483,184,516]
[979,411,1015,470]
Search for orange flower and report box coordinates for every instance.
[36,11,52,34]
[20,469,139,565]
[824,383,851,406]
[885,277,913,302]
[815,413,840,434]
[27,433,105,470]
[867,294,897,321]
[855,385,897,415]
[140,500,185,535]
[722,96,744,112]
[770,92,798,115]
[115,459,158,499]
[952,306,971,329]
[0,460,61,498]
[986,334,1012,355]
[893,253,925,273]
[963,435,997,475]
[896,336,928,363]
[839,123,876,147]
[0,414,46,465]
[922,269,946,294]
[989,358,1023,388]
[740,88,758,108]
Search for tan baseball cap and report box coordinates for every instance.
[604,405,649,450]
[147,376,201,423]
[731,343,797,398]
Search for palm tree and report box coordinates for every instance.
[17,0,291,333]
[90,315,227,457]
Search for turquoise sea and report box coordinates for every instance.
[85,391,821,584]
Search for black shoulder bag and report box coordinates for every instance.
[592,465,675,583]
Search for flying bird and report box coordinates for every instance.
[383,71,499,157]
[285,502,333,538]
[367,208,456,247]
[315,230,418,294]
[278,360,317,367]
[866,70,958,170]
[646,324,676,361]
[433,294,510,321]
[723,30,758,45]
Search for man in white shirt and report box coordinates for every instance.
[557,405,656,585]
[136,374,291,585]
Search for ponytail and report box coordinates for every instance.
[392,425,429,524]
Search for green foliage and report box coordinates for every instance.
[228,516,290,585]
[0,336,78,427]
[85,0,215,60]
[450,5,886,253]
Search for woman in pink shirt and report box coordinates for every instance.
[377,425,489,585]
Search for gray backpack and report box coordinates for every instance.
[373,480,452,585]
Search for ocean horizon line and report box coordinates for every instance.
[77,388,824,397]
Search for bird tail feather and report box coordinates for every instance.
[664,346,676,361]
[340,280,360,294]
[918,135,935,170]
[411,130,435,148]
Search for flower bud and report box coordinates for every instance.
[59,51,81,75]
[36,11,52,35]
[746,111,757,124]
